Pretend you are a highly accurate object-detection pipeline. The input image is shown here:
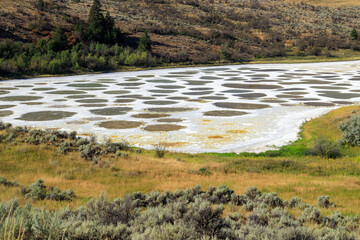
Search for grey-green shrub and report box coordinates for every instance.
[339,114,360,146]
[0,185,359,239]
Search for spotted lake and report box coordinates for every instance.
[2,61,360,153]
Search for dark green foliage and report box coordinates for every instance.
[138,32,151,52]
[36,0,45,11]
[87,0,121,44]
[309,138,342,159]
[0,39,158,76]
[0,185,358,239]
[49,25,68,52]
[351,29,358,40]
[0,176,19,187]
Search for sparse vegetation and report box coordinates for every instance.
[0,185,358,239]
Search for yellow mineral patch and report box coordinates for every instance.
[202,119,212,122]
[226,130,247,134]
[208,135,224,139]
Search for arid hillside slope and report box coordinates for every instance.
[1,0,360,62]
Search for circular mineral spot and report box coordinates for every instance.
[17,111,76,121]
[0,105,15,109]
[114,99,136,103]
[261,99,287,103]
[318,91,360,99]
[310,86,347,90]
[66,94,96,99]
[301,80,335,85]
[117,82,145,87]
[146,107,195,112]
[21,102,44,105]
[214,102,270,110]
[203,110,248,117]
[189,87,213,91]
[32,88,56,91]
[76,99,108,103]
[184,80,212,85]
[98,120,143,129]
[157,118,183,123]
[200,76,223,80]
[303,102,335,107]
[0,87,18,90]
[67,83,108,88]
[116,95,155,100]
[292,98,321,101]
[0,96,43,101]
[182,91,213,95]
[131,113,170,118]
[97,79,116,83]
[80,104,107,108]
[137,75,155,78]
[235,93,267,98]
[200,96,228,100]
[143,100,177,105]
[103,90,131,95]
[0,110,13,117]
[148,90,178,94]
[332,101,353,105]
[46,90,86,95]
[143,124,185,132]
[223,83,282,89]
[89,107,132,116]
[155,85,185,89]
[76,88,108,91]
[0,90,10,95]
[15,85,33,88]
[146,79,176,83]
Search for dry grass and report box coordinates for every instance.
[285,0,360,7]
[1,137,360,215]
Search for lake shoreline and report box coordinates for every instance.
[2,55,360,81]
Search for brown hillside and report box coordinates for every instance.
[1,0,360,62]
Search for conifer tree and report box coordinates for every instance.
[50,25,68,52]
[138,32,151,52]
[87,0,121,44]
[351,29,359,40]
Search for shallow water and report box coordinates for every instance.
[3,61,360,153]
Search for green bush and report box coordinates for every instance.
[309,138,342,159]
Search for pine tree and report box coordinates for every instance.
[138,32,151,52]
[351,29,359,40]
[87,0,105,42]
[87,0,121,44]
[50,25,68,52]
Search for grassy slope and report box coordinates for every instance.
[1,106,360,215]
